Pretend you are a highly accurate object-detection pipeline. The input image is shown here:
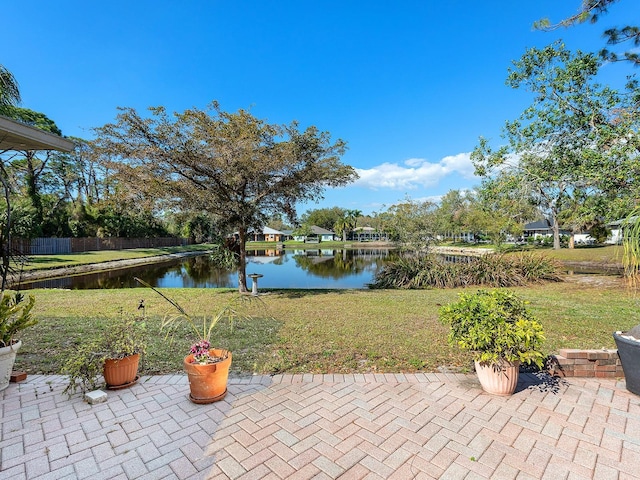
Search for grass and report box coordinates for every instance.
[13,279,640,377]
[536,245,623,264]
[438,242,623,265]
[17,244,215,271]
[505,244,622,264]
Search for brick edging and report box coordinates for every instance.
[548,349,624,378]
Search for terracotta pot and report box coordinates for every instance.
[183,349,231,404]
[0,340,21,391]
[103,353,140,389]
[474,359,520,396]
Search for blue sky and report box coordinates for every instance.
[4,1,638,216]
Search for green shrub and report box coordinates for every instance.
[439,289,545,367]
[62,311,146,395]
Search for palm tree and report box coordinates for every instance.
[0,65,21,109]
[334,216,350,242]
[346,209,362,240]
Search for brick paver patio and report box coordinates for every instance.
[1,372,639,479]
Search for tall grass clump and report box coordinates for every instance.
[370,253,561,289]
[622,208,640,290]
[369,255,438,289]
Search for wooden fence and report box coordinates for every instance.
[11,237,192,255]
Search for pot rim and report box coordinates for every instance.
[0,339,22,354]
[184,348,231,366]
[613,331,640,346]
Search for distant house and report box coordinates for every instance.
[351,226,389,242]
[437,231,477,243]
[606,216,638,244]
[293,225,336,243]
[523,219,570,239]
[248,227,287,242]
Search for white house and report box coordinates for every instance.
[293,225,336,243]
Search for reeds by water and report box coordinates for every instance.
[371,252,562,289]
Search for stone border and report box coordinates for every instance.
[548,348,624,378]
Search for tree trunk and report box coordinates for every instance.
[237,227,249,293]
[569,234,575,249]
[552,212,561,250]
[0,171,11,293]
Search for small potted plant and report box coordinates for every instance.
[439,289,545,395]
[0,292,37,391]
[136,277,258,404]
[63,306,146,395]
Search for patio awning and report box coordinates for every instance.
[0,115,74,152]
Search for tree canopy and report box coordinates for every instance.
[95,102,358,291]
[472,43,640,249]
[536,0,640,66]
[378,197,437,251]
[299,207,346,231]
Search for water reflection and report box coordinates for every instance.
[19,248,396,290]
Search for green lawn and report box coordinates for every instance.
[14,279,638,377]
[534,244,622,264]
[18,244,215,271]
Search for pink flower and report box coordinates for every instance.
[190,340,211,361]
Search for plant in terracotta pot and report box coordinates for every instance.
[439,289,545,395]
[63,306,146,395]
[0,292,37,391]
[136,277,258,404]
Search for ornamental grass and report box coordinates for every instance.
[371,252,562,289]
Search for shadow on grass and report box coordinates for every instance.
[27,256,77,265]
[265,288,366,299]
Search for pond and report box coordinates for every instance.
[20,248,397,290]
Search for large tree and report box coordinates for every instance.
[299,206,346,231]
[379,197,437,251]
[2,107,63,235]
[472,43,640,249]
[432,190,468,241]
[95,102,357,292]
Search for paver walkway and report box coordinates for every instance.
[1,372,639,479]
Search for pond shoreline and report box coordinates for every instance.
[9,244,623,288]
[9,251,209,286]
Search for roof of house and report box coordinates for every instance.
[353,226,375,232]
[607,216,639,228]
[310,225,335,235]
[0,115,74,152]
[261,226,285,235]
[524,219,554,230]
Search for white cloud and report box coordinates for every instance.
[414,195,446,204]
[353,152,476,190]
